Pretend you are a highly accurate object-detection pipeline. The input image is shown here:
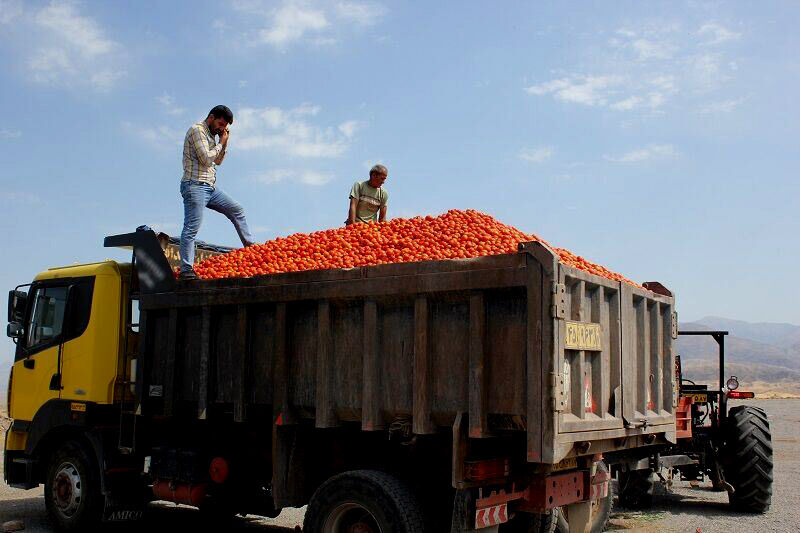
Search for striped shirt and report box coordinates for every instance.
[182,121,223,185]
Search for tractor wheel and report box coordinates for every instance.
[617,468,655,509]
[723,405,773,513]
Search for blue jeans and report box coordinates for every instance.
[180,180,255,273]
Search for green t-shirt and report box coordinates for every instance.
[350,180,388,223]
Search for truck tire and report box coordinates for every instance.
[617,468,655,509]
[555,462,613,533]
[499,510,557,533]
[303,470,425,533]
[44,440,103,533]
[724,405,773,513]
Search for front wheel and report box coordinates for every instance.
[44,440,103,532]
[303,470,425,533]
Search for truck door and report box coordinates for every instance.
[9,278,95,422]
[10,283,69,421]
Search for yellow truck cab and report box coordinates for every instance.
[5,260,139,528]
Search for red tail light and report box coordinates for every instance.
[464,458,510,481]
[727,390,754,399]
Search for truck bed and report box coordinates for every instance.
[136,240,677,464]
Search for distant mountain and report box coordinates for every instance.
[678,321,800,370]
[677,317,800,395]
[693,316,800,348]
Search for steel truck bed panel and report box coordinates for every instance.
[137,242,676,464]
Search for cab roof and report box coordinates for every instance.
[35,261,130,281]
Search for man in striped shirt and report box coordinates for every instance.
[179,105,255,280]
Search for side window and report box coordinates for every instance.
[19,277,95,358]
[26,286,69,348]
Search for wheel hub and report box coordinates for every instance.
[323,503,382,533]
[52,461,82,518]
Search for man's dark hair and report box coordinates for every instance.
[208,105,233,124]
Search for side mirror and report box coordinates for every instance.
[6,322,24,339]
[8,290,27,323]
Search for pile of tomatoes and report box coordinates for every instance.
[193,209,640,287]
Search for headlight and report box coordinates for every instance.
[726,376,739,391]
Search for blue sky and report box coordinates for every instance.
[1,1,799,368]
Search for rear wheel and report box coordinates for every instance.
[617,468,655,509]
[556,462,613,533]
[499,510,557,533]
[44,440,103,532]
[304,470,425,533]
[723,405,773,513]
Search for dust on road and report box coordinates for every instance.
[2,400,798,532]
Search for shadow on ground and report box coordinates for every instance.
[0,496,298,533]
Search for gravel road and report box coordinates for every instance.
[1,399,797,532]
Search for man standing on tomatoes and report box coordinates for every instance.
[346,164,389,225]
[179,105,255,280]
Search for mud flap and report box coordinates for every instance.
[102,495,145,522]
[563,500,592,533]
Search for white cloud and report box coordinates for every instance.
[0,191,42,205]
[690,53,728,92]
[25,1,126,91]
[90,69,127,91]
[0,129,22,139]
[519,146,553,163]
[604,144,677,163]
[526,75,624,107]
[233,0,386,48]
[259,2,328,45]
[0,0,23,24]
[699,97,745,114]
[527,21,743,115]
[631,38,675,60]
[335,1,386,25]
[235,104,357,158]
[239,80,249,88]
[698,23,740,46]
[156,93,186,115]
[254,169,333,186]
[609,96,643,111]
[338,120,361,138]
[35,1,115,56]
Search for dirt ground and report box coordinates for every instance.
[1,399,797,532]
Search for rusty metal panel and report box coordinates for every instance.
[556,267,625,435]
[620,283,675,428]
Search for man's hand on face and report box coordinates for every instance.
[220,126,230,146]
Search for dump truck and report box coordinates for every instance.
[4,228,679,532]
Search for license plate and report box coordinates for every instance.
[688,393,707,403]
[565,321,602,351]
[552,457,578,472]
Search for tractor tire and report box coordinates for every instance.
[723,405,773,513]
[617,468,655,509]
[44,440,103,533]
[304,469,425,533]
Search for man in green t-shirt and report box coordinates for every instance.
[346,164,389,224]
